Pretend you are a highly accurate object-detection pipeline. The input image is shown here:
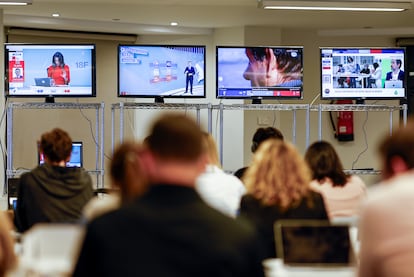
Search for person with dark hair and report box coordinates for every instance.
[234,126,284,179]
[243,47,302,88]
[47,51,70,85]
[14,128,93,233]
[82,140,148,221]
[385,59,404,81]
[304,141,366,220]
[73,113,265,277]
[238,140,328,259]
[358,120,414,277]
[370,62,382,88]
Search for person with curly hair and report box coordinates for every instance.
[238,139,328,258]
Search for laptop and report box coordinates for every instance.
[34,77,53,87]
[7,178,20,210]
[274,220,355,268]
[384,80,403,88]
[38,141,83,168]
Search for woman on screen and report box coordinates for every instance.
[47,51,70,85]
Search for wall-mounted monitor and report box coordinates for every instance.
[5,44,96,102]
[216,46,303,102]
[118,45,206,102]
[320,47,407,101]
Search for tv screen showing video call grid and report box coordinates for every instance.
[320,48,407,100]
[5,44,96,98]
[118,45,206,98]
[216,46,303,99]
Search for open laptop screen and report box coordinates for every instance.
[274,220,354,267]
[38,141,83,168]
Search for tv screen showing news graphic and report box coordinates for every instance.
[216,46,303,100]
[118,45,206,98]
[320,48,407,100]
[5,44,96,98]
[38,141,83,168]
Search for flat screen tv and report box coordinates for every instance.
[118,45,206,102]
[216,46,303,102]
[5,44,96,102]
[320,47,407,101]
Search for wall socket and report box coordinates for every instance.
[257,116,271,125]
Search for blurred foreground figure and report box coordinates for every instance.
[359,120,414,277]
[73,113,265,277]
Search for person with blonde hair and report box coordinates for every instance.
[239,139,328,258]
[83,140,148,221]
[196,132,246,217]
[0,211,17,277]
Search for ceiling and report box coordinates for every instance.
[3,0,414,36]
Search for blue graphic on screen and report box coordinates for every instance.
[119,45,205,97]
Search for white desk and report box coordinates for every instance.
[263,259,356,277]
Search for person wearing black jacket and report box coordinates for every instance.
[14,128,93,233]
[73,113,265,277]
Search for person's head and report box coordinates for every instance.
[378,120,414,180]
[110,141,148,203]
[373,62,379,69]
[304,140,348,187]
[0,211,17,277]
[391,59,402,72]
[201,132,221,168]
[243,139,312,209]
[347,56,354,63]
[251,127,284,153]
[188,61,192,66]
[243,47,302,87]
[39,128,72,165]
[14,68,21,76]
[144,113,206,185]
[52,52,65,67]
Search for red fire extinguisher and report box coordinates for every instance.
[335,100,354,141]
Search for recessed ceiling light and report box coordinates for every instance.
[52,13,60,17]
[170,22,178,26]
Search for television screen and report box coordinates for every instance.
[5,44,96,99]
[216,46,303,100]
[38,141,83,168]
[320,47,407,100]
[118,45,206,100]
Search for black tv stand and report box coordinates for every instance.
[252,99,262,104]
[155,97,164,104]
[45,96,55,103]
[355,99,365,105]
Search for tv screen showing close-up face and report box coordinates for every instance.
[320,47,407,101]
[216,46,303,100]
[5,44,96,98]
[118,45,206,99]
